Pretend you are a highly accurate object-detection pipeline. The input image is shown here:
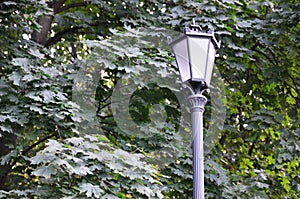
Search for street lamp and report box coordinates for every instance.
[169,19,221,199]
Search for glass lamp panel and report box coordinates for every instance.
[172,36,191,82]
[187,37,209,82]
[204,41,216,86]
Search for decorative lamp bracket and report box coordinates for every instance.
[182,82,209,111]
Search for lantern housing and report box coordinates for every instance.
[170,21,220,89]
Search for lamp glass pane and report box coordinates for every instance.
[172,36,190,82]
[188,37,209,81]
[204,41,216,86]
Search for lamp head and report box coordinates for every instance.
[170,20,220,90]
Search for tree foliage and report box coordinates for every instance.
[0,0,299,198]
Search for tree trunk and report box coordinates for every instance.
[0,133,17,190]
[31,15,54,46]
[31,0,67,45]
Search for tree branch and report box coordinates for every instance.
[97,114,113,119]
[250,41,260,51]
[97,102,111,114]
[21,133,56,157]
[55,2,88,14]
[219,132,227,145]
[248,135,259,156]
[53,0,67,13]
[44,26,82,47]
[70,41,78,59]
[0,132,56,189]
[252,46,277,66]
[11,133,56,168]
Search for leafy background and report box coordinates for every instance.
[0,0,299,198]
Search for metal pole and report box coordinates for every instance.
[187,93,207,199]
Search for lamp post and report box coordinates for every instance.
[169,19,220,199]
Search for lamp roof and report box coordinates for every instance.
[169,20,221,49]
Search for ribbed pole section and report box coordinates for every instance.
[188,94,207,199]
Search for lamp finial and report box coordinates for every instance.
[187,18,202,32]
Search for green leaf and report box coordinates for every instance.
[0,125,12,133]
[3,1,17,5]
[32,165,56,178]
[12,58,30,67]
[0,150,17,165]
[79,183,103,198]
[30,153,56,165]
[286,95,296,105]
[97,135,110,143]
[40,90,55,103]
[28,48,44,59]
[133,183,154,197]
[8,72,21,86]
